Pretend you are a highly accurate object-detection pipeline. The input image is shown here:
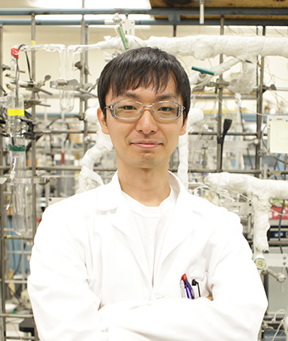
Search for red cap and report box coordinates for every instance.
[181,274,187,281]
[11,48,20,59]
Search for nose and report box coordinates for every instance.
[135,108,158,134]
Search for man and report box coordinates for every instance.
[28,47,267,341]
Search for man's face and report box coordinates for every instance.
[97,79,187,173]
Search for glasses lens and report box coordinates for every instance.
[114,101,142,119]
[153,102,180,120]
[111,100,182,121]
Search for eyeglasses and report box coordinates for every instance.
[105,100,185,122]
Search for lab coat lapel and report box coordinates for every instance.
[110,204,151,287]
[96,173,151,285]
[157,191,195,268]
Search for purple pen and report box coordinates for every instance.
[181,274,195,299]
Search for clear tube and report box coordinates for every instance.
[60,87,75,113]
[9,145,30,236]
[59,48,75,113]
[6,90,24,119]
[6,91,29,235]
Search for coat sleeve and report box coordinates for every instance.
[98,212,268,341]
[28,201,163,341]
[28,202,107,341]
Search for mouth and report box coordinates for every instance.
[131,141,163,149]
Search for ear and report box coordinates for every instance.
[179,117,188,136]
[97,108,110,135]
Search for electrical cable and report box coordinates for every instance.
[271,318,285,341]
[24,50,32,82]
[217,118,232,171]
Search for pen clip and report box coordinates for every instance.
[192,279,201,297]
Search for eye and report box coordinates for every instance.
[158,106,175,112]
[116,102,140,112]
[157,104,178,115]
[121,105,137,111]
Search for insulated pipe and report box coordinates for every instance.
[204,172,288,253]
[105,35,288,59]
[255,26,266,175]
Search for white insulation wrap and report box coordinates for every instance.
[189,58,256,93]
[97,35,288,59]
[177,133,189,189]
[21,36,288,96]
[23,44,66,53]
[227,60,256,94]
[205,172,288,201]
[23,35,288,60]
[177,108,204,189]
[77,120,113,193]
[204,172,288,253]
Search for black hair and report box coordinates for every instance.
[97,47,191,122]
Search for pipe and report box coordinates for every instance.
[0,18,288,27]
[255,26,266,175]
[199,0,205,24]
[30,16,39,341]
[0,24,7,341]
[0,313,33,318]
[216,17,224,172]
[0,8,286,16]
[79,5,89,153]
[31,13,38,239]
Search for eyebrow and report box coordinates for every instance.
[120,91,179,101]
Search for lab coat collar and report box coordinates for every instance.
[95,171,190,211]
[95,170,196,225]
[93,172,123,211]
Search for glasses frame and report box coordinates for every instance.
[104,100,185,122]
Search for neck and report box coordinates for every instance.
[118,167,171,207]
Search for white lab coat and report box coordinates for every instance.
[28,172,267,341]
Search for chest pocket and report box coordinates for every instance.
[185,259,212,299]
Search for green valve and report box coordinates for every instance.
[192,66,215,76]
[117,26,129,50]
[9,144,26,152]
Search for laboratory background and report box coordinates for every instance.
[0,0,288,340]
